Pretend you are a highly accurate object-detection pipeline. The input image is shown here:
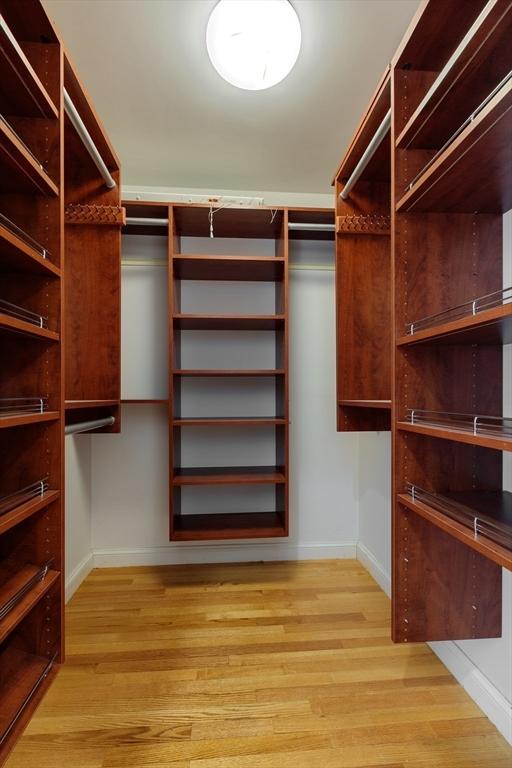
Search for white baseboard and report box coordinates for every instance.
[356,541,391,597]
[430,640,512,745]
[65,552,94,603]
[356,544,512,746]
[92,540,357,568]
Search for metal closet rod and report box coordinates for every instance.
[126,217,169,226]
[65,416,115,436]
[64,88,116,190]
[340,108,391,200]
[125,218,335,231]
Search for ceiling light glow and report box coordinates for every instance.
[206,0,301,91]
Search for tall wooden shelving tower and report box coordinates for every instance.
[391,0,512,641]
[168,205,290,541]
[333,70,392,432]
[0,1,63,760]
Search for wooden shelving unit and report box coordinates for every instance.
[63,54,122,433]
[0,1,63,761]
[391,0,511,643]
[333,68,392,431]
[168,204,290,541]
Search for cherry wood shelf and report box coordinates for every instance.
[0,567,60,644]
[397,303,512,346]
[397,419,512,452]
[172,205,284,239]
[173,466,286,486]
[173,416,288,427]
[173,314,285,331]
[0,117,58,197]
[0,411,59,430]
[0,223,60,277]
[0,647,58,757]
[174,369,284,378]
[172,512,287,541]
[397,491,512,571]
[173,255,285,282]
[396,3,512,150]
[0,490,59,537]
[396,75,512,213]
[0,313,59,342]
[0,14,59,119]
[64,399,118,410]
[339,399,391,409]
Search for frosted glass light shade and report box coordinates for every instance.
[206,0,301,91]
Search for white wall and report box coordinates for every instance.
[357,210,512,744]
[89,223,359,565]
[64,435,93,600]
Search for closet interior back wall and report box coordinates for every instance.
[86,228,359,563]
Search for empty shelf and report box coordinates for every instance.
[398,486,512,570]
[173,314,285,331]
[0,647,57,750]
[0,488,59,537]
[0,564,59,644]
[173,255,285,281]
[0,116,58,196]
[0,300,58,342]
[0,216,58,276]
[396,74,512,213]
[173,466,286,486]
[172,512,287,541]
[398,409,512,452]
[398,288,512,346]
[0,14,59,118]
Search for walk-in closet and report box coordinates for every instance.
[0,0,511,765]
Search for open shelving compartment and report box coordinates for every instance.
[63,53,122,433]
[168,204,289,541]
[333,67,392,431]
[0,1,63,760]
[392,0,512,644]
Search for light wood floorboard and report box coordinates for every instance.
[6,559,511,767]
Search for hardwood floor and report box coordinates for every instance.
[6,559,511,767]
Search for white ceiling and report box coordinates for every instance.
[43,0,419,194]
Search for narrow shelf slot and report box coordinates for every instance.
[396,73,512,212]
[398,485,512,569]
[396,3,512,150]
[173,466,286,486]
[0,214,58,276]
[0,300,58,341]
[0,13,59,118]
[173,255,285,282]
[173,314,285,331]
[172,511,286,541]
[399,287,512,345]
[0,648,57,750]
[0,562,58,643]
[0,486,59,537]
[398,409,512,451]
[0,115,58,196]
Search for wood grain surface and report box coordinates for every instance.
[5,559,511,767]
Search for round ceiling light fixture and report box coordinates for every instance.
[206,0,301,91]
